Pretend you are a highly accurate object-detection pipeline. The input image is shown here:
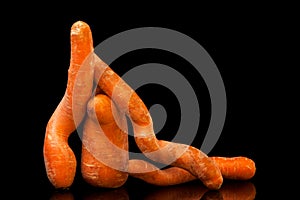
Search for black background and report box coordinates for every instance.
[4,7,285,199]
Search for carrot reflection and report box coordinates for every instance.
[219,181,256,200]
[201,190,223,200]
[49,181,255,200]
[83,188,129,200]
[49,190,74,200]
[143,181,256,200]
[144,183,208,200]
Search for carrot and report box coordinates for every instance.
[94,55,223,190]
[43,21,94,189]
[83,91,255,187]
[211,157,256,180]
[157,141,256,181]
[81,92,129,188]
[128,156,255,186]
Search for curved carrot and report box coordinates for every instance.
[128,156,255,186]
[94,55,223,190]
[81,93,128,188]
[43,21,94,188]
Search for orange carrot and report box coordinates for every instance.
[211,157,256,180]
[81,93,129,188]
[43,21,94,189]
[94,55,223,190]
[85,92,255,187]
[128,156,255,186]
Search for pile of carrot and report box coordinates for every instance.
[43,21,256,190]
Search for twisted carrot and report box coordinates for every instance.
[128,156,256,186]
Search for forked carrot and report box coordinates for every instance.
[81,92,129,188]
[43,21,94,188]
[94,55,223,189]
[44,20,256,190]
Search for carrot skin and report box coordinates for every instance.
[43,21,94,189]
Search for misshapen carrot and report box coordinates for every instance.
[93,55,223,189]
[87,92,255,187]
[81,93,129,188]
[43,21,94,188]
